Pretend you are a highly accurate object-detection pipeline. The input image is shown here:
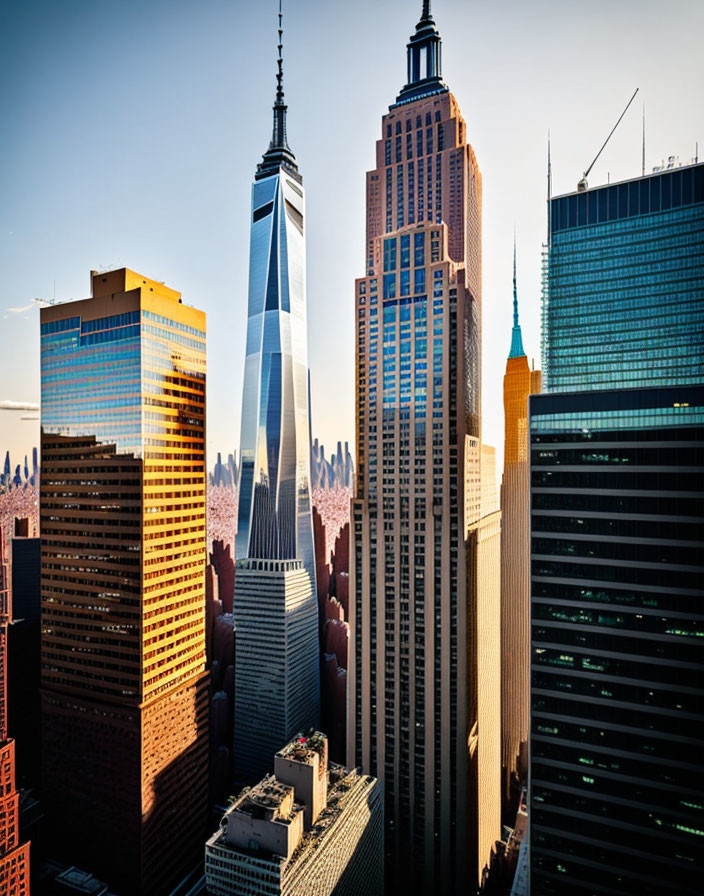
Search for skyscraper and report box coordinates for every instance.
[529,385,704,895]
[233,7,320,783]
[40,269,209,895]
[543,162,704,391]
[500,244,541,805]
[348,3,499,890]
[235,5,315,588]
[1,527,31,896]
[529,162,704,894]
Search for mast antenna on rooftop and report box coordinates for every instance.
[578,87,639,192]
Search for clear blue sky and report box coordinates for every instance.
[1,0,702,471]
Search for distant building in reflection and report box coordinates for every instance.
[39,268,209,895]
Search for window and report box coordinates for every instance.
[383,273,396,299]
[414,232,425,265]
[401,234,411,269]
[414,267,426,294]
[384,238,397,272]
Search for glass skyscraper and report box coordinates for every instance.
[232,12,320,784]
[543,163,704,391]
[530,162,704,894]
[235,19,315,587]
[40,269,209,895]
[529,386,704,895]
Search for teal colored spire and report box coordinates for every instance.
[509,234,526,358]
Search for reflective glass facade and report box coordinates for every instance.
[39,270,209,895]
[543,163,704,392]
[529,386,704,895]
[236,166,315,587]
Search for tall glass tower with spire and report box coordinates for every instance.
[235,5,315,587]
[233,5,319,784]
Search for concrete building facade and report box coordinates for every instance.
[206,732,383,896]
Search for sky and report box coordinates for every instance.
[1,0,702,474]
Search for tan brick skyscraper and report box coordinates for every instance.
[1,527,31,895]
[40,270,209,895]
[347,3,501,891]
[500,243,541,808]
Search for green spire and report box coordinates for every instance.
[509,233,526,358]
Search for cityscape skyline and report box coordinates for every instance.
[2,0,703,469]
[0,2,701,894]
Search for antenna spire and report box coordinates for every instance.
[276,0,284,105]
[421,1,432,21]
[509,229,526,359]
[642,104,646,176]
[256,0,299,181]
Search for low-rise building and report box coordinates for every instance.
[205,732,382,896]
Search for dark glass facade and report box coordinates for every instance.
[543,163,704,392]
[529,386,704,895]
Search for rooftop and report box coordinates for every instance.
[276,730,326,765]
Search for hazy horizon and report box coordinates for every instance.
[2,0,702,473]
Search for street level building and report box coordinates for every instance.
[205,732,383,896]
[40,269,209,895]
[348,2,500,891]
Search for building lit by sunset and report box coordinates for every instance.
[500,245,541,804]
[348,3,500,890]
[232,7,320,784]
[40,269,209,895]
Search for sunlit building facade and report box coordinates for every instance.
[500,249,541,804]
[235,28,315,588]
[348,4,500,891]
[40,269,209,895]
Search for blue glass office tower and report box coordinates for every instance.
[530,163,704,895]
[543,163,704,391]
[232,11,320,784]
[235,18,315,588]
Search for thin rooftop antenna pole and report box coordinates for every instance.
[277,0,284,105]
[580,87,639,190]
[642,104,646,176]
[513,225,518,328]
[547,130,552,248]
